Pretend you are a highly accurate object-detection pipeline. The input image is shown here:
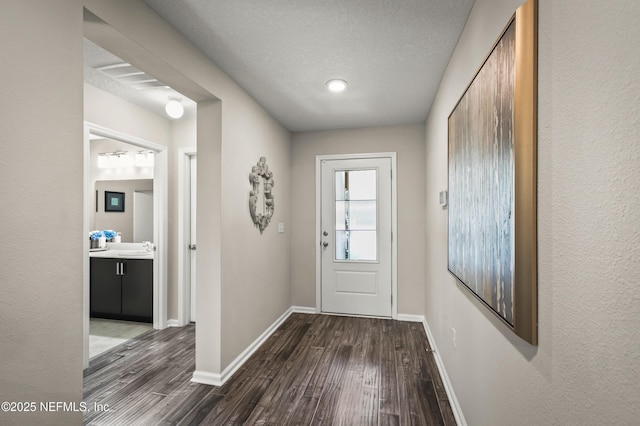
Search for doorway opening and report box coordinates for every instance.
[83,122,169,368]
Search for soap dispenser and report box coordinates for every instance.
[114,232,122,244]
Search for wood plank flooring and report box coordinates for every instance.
[83,313,455,425]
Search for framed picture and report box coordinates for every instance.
[447,0,537,344]
[105,191,125,212]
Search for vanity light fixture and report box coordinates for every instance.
[98,152,128,169]
[165,99,184,119]
[97,151,145,169]
[135,150,155,168]
[326,79,348,93]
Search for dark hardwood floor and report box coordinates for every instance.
[83,313,455,425]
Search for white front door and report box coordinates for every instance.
[321,157,392,317]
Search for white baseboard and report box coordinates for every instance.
[397,313,425,323]
[166,319,180,327]
[420,316,467,426]
[191,306,296,387]
[191,370,223,387]
[291,305,317,314]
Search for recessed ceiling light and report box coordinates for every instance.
[326,79,348,93]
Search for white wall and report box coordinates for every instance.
[0,0,84,424]
[424,0,640,424]
[291,125,426,315]
[84,83,172,147]
[220,97,291,368]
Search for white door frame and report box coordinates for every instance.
[178,147,197,326]
[83,122,169,368]
[315,152,398,319]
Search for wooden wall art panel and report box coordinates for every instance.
[448,0,537,344]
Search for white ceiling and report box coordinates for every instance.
[86,0,476,131]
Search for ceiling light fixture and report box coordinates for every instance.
[165,99,184,119]
[326,79,348,93]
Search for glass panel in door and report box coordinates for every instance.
[334,170,377,261]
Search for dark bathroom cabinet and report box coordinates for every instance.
[90,257,153,323]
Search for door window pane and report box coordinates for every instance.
[335,169,377,261]
[335,231,348,260]
[348,231,377,260]
[335,231,377,261]
[335,169,377,201]
[347,170,377,200]
[335,171,347,201]
[348,201,376,230]
[335,201,376,231]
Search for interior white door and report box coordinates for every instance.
[189,155,197,322]
[321,157,392,317]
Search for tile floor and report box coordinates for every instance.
[89,318,152,358]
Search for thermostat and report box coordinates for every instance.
[439,190,448,208]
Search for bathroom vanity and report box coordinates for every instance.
[90,245,153,323]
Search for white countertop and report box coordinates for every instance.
[89,243,154,260]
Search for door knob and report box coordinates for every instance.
[322,241,329,248]
[323,231,328,236]
[189,244,197,251]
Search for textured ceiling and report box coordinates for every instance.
[142,0,475,131]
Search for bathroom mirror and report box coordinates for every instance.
[90,136,155,243]
[93,180,153,242]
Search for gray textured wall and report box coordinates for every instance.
[424,0,640,424]
[0,1,84,424]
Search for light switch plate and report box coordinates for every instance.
[278,222,285,233]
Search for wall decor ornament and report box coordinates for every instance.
[447,0,538,344]
[248,156,275,234]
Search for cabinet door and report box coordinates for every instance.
[121,259,153,321]
[90,258,121,316]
